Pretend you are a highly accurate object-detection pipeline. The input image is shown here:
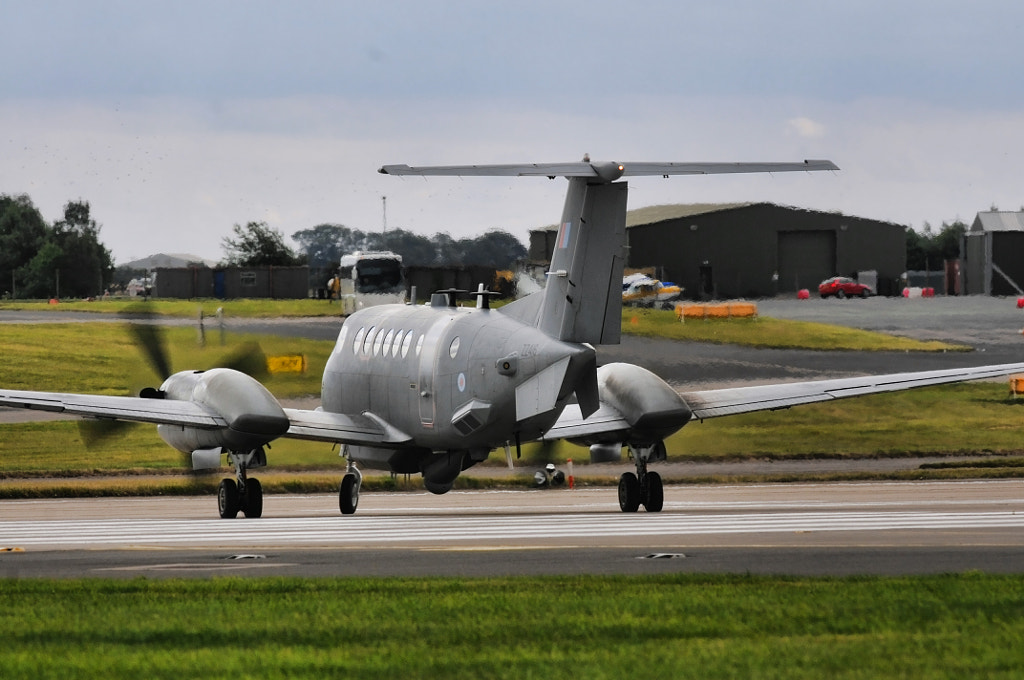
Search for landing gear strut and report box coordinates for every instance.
[618,442,665,513]
[218,448,266,519]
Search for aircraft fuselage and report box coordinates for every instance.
[322,300,594,470]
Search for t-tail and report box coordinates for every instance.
[379,157,838,345]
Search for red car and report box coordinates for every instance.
[818,276,873,299]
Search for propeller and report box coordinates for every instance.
[76,307,268,449]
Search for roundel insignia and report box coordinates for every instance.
[457,373,466,392]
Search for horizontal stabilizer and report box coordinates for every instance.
[380,160,838,181]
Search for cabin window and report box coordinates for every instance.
[449,337,461,359]
[401,330,414,358]
[382,330,394,357]
[352,327,365,355]
[391,329,403,357]
[373,328,386,356]
[363,326,376,355]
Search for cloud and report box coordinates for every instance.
[787,117,826,139]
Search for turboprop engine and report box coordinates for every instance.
[152,368,290,454]
[571,363,693,463]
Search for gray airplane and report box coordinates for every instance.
[4,158,1024,519]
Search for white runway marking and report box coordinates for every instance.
[4,510,1024,549]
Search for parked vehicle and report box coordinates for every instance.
[818,276,873,299]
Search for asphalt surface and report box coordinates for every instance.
[4,481,1024,578]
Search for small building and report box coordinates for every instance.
[154,266,309,299]
[529,203,906,299]
[961,211,1024,296]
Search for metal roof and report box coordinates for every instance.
[972,211,1024,232]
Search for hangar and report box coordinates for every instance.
[961,211,1024,296]
[529,202,906,299]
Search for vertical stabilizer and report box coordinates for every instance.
[537,178,627,344]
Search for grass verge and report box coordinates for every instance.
[622,307,969,351]
[0,297,344,318]
[0,574,1022,679]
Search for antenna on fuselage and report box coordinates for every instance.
[474,283,501,309]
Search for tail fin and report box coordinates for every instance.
[537,177,627,344]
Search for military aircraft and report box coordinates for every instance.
[4,157,1024,519]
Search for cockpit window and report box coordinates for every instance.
[449,337,461,359]
[363,326,376,355]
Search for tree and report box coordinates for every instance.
[459,230,527,268]
[291,224,369,267]
[0,194,48,298]
[375,229,436,267]
[906,220,966,270]
[222,221,303,266]
[8,199,113,299]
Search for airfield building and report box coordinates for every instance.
[529,202,906,299]
[961,211,1024,296]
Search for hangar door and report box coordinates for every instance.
[777,230,836,292]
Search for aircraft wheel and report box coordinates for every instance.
[218,478,240,519]
[643,471,664,512]
[618,472,641,512]
[339,473,360,515]
[242,478,263,518]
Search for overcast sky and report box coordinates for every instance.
[3,1,1023,264]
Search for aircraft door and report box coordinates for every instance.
[417,317,453,428]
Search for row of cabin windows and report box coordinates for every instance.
[351,325,461,360]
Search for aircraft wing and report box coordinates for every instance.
[0,389,414,447]
[282,408,413,446]
[0,389,225,427]
[541,403,631,442]
[679,362,1024,420]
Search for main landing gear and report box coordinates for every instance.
[617,441,665,513]
[217,449,266,519]
[339,460,363,515]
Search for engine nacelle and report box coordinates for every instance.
[589,443,622,463]
[155,368,289,453]
[597,363,693,445]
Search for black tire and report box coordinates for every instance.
[218,478,240,519]
[339,473,360,515]
[860,289,869,299]
[643,471,664,513]
[618,472,641,513]
[836,289,846,299]
[242,478,263,519]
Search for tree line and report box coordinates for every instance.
[1,194,529,299]
[226,221,528,270]
[0,194,113,299]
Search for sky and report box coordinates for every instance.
[3,1,1024,265]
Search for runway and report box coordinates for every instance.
[4,480,1024,578]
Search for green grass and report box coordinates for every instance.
[622,307,968,351]
[0,297,343,318]
[0,322,330,397]
[0,574,1022,679]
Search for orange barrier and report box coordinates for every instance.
[1011,375,1024,397]
[675,302,758,320]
